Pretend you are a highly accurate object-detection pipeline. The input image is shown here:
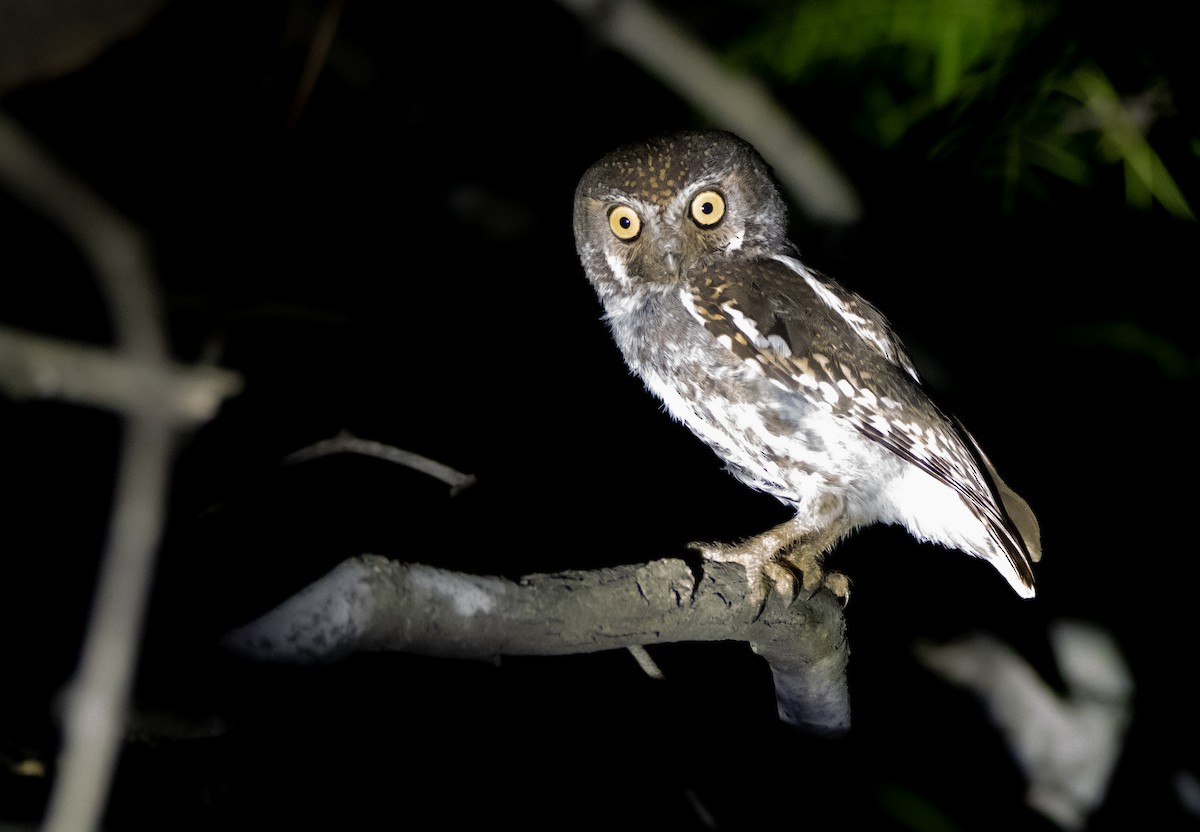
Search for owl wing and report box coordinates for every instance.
[771,255,923,383]
[683,257,1038,593]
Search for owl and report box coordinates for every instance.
[572,130,1041,601]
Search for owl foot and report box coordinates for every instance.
[691,531,787,610]
[690,517,851,613]
[780,543,851,605]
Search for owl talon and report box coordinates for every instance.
[800,569,851,606]
[690,527,845,613]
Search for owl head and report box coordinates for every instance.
[573,130,792,300]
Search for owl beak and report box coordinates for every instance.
[660,243,682,278]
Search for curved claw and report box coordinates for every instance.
[818,571,851,606]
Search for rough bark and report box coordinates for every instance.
[224,553,851,735]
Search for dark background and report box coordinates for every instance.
[1,1,1197,829]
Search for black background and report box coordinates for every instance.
[2,1,1198,829]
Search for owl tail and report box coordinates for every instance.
[975,445,1042,564]
[954,422,1041,599]
[990,464,1042,564]
[974,450,1042,600]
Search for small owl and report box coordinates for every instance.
[572,130,1041,600]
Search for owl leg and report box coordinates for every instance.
[690,500,852,609]
[779,518,852,601]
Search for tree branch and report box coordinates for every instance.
[0,109,241,832]
[281,431,477,495]
[0,325,240,424]
[224,554,851,735]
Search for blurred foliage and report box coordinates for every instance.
[877,783,964,832]
[1066,320,1198,380]
[726,0,1195,219]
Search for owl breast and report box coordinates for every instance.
[601,281,906,524]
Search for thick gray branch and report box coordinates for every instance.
[224,554,851,735]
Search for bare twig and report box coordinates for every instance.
[0,0,166,96]
[0,110,241,832]
[288,0,347,129]
[43,417,175,832]
[557,0,862,224]
[626,644,665,679]
[0,115,164,356]
[282,431,477,495]
[224,554,851,735]
[0,325,241,423]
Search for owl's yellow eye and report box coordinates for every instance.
[608,205,641,241]
[690,190,725,227]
